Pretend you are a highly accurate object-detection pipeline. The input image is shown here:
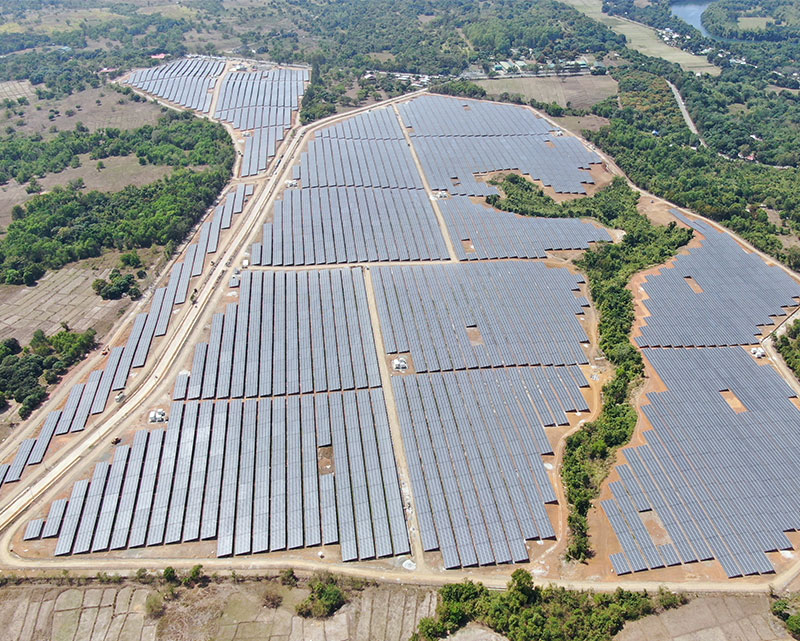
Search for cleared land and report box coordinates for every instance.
[0,156,175,228]
[8,86,164,139]
[0,80,37,102]
[560,0,720,75]
[476,75,618,109]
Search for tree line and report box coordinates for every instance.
[489,175,693,560]
[411,569,685,641]
[0,327,96,419]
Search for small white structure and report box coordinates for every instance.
[148,408,167,423]
[392,356,409,372]
[751,346,766,359]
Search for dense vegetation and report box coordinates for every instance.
[0,111,233,285]
[0,107,232,186]
[411,569,685,641]
[489,175,693,559]
[775,320,800,380]
[701,0,800,41]
[0,328,96,419]
[569,63,800,267]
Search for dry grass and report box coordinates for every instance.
[9,86,164,139]
[476,75,618,109]
[0,155,174,228]
[553,114,611,133]
[559,0,720,75]
[156,585,226,641]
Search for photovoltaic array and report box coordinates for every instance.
[127,57,225,113]
[605,347,800,578]
[176,268,381,400]
[372,262,591,372]
[439,196,611,260]
[28,395,409,560]
[22,92,619,570]
[397,95,600,196]
[251,187,449,265]
[604,212,800,579]
[251,106,448,265]
[635,212,800,347]
[375,260,593,566]
[2,184,253,490]
[214,68,308,177]
[394,367,589,568]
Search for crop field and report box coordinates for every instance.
[0,80,36,102]
[560,0,720,75]
[476,74,619,109]
[0,264,126,345]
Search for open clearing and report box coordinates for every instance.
[560,0,720,75]
[9,86,164,139]
[0,156,175,228]
[476,75,618,109]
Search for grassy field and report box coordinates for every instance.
[7,86,164,139]
[0,155,175,228]
[476,75,618,109]
[560,0,720,75]
[737,16,771,30]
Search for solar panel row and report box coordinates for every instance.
[298,138,423,190]
[181,268,381,399]
[252,186,449,266]
[439,196,611,260]
[214,68,308,177]
[393,367,588,568]
[397,95,600,196]
[46,391,409,560]
[127,57,224,113]
[372,262,591,372]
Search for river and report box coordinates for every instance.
[670,0,713,37]
[669,0,741,42]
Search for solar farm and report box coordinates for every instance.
[5,56,800,590]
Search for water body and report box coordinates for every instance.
[670,0,713,36]
[670,0,741,42]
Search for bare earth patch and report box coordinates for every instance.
[476,74,618,110]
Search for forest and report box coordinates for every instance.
[410,569,684,641]
[0,110,233,286]
[0,108,233,187]
[489,175,693,559]
[0,327,96,419]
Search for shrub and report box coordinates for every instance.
[657,587,687,610]
[787,614,800,637]
[263,588,283,609]
[162,566,177,583]
[296,573,346,618]
[279,568,297,587]
[145,593,164,618]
